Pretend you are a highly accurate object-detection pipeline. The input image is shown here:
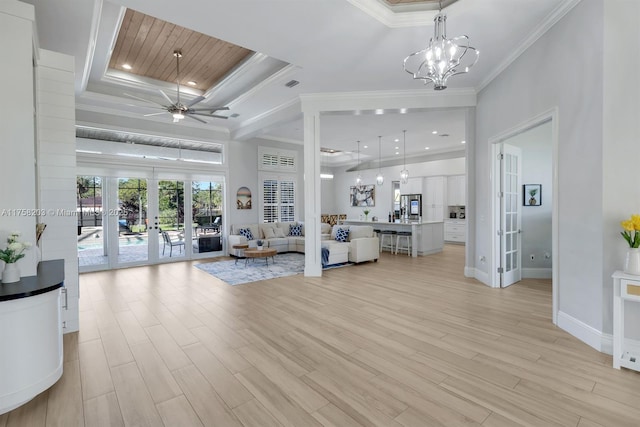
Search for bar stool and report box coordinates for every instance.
[395,231,412,256]
[380,230,396,253]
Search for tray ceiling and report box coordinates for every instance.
[108,9,253,91]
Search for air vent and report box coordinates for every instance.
[439,133,450,137]
[230,113,240,118]
[285,80,300,88]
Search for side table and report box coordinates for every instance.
[232,244,249,265]
[612,271,640,372]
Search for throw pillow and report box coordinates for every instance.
[335,227,349,242]
[238,228,254,240]
[274,228,286,238]
[263,227,276,239]
[289,224,303,236]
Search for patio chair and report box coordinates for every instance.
[162,231,185,257]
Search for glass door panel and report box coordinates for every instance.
[192,181,223,255]
[117,178,148,265]
[77,176,108,268]
[158,180,186,259]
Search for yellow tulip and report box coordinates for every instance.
[621,219,634,231]
[632,214,640,230]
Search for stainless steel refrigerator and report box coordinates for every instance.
[400,194,422,221]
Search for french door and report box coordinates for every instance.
[500,144,522,287]
[78,173,224,271]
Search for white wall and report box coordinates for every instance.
[504,121,552,275]
[603,0,640,339]
[332,157,465,220]
[36,49,79,331]
[475,1,606,338]
[0,2,38,277]
[227,138,304,226]
[321,174,336,214]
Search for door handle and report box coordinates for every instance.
[518,229,522,234]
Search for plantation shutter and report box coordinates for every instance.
[279,179,295,222]
[263,178,278,223]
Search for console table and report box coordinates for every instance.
[0,260,65,415]
[612,271,640,372]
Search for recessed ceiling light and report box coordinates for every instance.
[187,81,197,86]
[425,147,430,150]
[394,139,399,142]
[461,140,466,144]
[363,145,368,149]
[395,151,399,155]
[375,109,384,115]
[395,146,399,150]
[432,130,438,134]
[122,63,132,70]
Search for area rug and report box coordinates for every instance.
[195,252,305,285]
[195,252,352,285]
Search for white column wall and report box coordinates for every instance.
[36,49,79,332]
[474,1,605,340]
[303,112,322,277]
[0,2,37,277]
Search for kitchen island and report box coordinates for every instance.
[339,219,444,257]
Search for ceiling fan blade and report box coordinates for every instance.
[143,112,168,117]
[158,89,174,105]
[186,96,206,108]
[210,114,229,120]
[190,106,230,112]
[123,93,164,106]
[190,112,227,119]
[185,114,207,124]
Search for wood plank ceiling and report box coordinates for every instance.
[108,9,253,91]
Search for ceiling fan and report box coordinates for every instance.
[124,49,229,124]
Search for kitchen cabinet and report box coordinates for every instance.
[400,177,424,195]
[444,219,466,243]
[424,176,445,222]
[447,175,466,206]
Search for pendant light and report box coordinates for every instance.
[376,135,384,186]
[400,130,409,184]
[355,140,363,187]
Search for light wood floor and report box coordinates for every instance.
[2,245,640,426]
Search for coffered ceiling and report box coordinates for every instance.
[25,0,578,164]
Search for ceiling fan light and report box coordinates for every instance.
[173,112,184,120]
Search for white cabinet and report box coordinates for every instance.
[447,175,466,206]
[400,177,424,195]
[444,219,466,243]
[612,272,640,372]
[424,176,445,222]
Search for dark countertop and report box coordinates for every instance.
[0,260,64,302]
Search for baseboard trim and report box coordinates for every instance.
[469,267,491,287]
[558,311,611,354]
[522,268,552,279]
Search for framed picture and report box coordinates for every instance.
[236,186,252,209]
[523,184,541,206]
[350,185,375,207]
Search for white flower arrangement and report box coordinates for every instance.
[0,231,31,264]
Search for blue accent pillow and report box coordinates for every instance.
[238,228,254,240]
[335,227,349,242]
[289,224,303,236]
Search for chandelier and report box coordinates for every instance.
[403,2,479,90]
[400,130,409,184]
[376,136,384,186]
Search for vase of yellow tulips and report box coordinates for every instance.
[621,215,640,275]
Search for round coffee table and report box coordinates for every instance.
[243,248,277,267]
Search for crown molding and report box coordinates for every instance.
[476,0,582,92]
[345,0,436,28]
[79,0,104,94]
[257,135,303,146]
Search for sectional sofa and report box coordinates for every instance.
[227,221,379,265]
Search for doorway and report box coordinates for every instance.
[490,109,559,323]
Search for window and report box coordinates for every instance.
[261,175,296,223]
[258,147,298,223]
